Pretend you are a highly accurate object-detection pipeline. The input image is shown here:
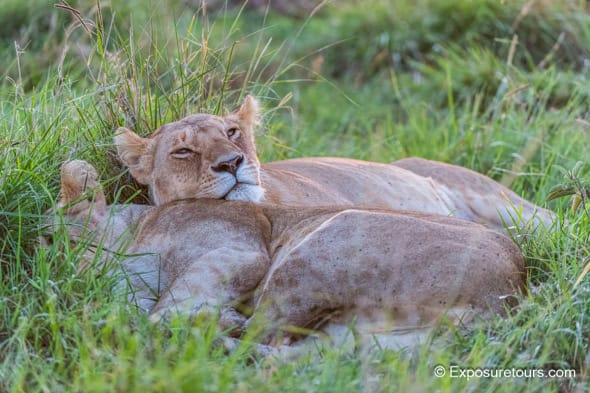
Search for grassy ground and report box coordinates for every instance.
[1,0,589,391]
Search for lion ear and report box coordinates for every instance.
[58,160,106,214]
[114,127,154,185]
[235,95,260,128]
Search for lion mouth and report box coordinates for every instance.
[223,181,263,202]
[221,181,252,197]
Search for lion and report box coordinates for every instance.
[114,96,555,233]
[47,160,525,348]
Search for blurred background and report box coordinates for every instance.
[2,0,589,169]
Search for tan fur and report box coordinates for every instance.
[114,96,555,233]
[49,160,525,344]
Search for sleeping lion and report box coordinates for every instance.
[47,160,524,349]
[114,95,555,233]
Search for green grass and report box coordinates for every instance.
[1,0,589,391]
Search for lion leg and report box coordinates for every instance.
[149,291,247,336]
[392,157,556,233]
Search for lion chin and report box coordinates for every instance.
[225,183,265,202]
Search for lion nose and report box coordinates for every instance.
[211,154,244,176]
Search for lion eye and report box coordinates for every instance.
[171,148,194,158]
[226,127,240,139]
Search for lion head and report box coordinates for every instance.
[114,95,264,205]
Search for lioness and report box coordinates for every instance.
[49,160,524,346]
[114,96,554,233]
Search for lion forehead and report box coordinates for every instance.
[152,114,226,138]
[179,114,225,130]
